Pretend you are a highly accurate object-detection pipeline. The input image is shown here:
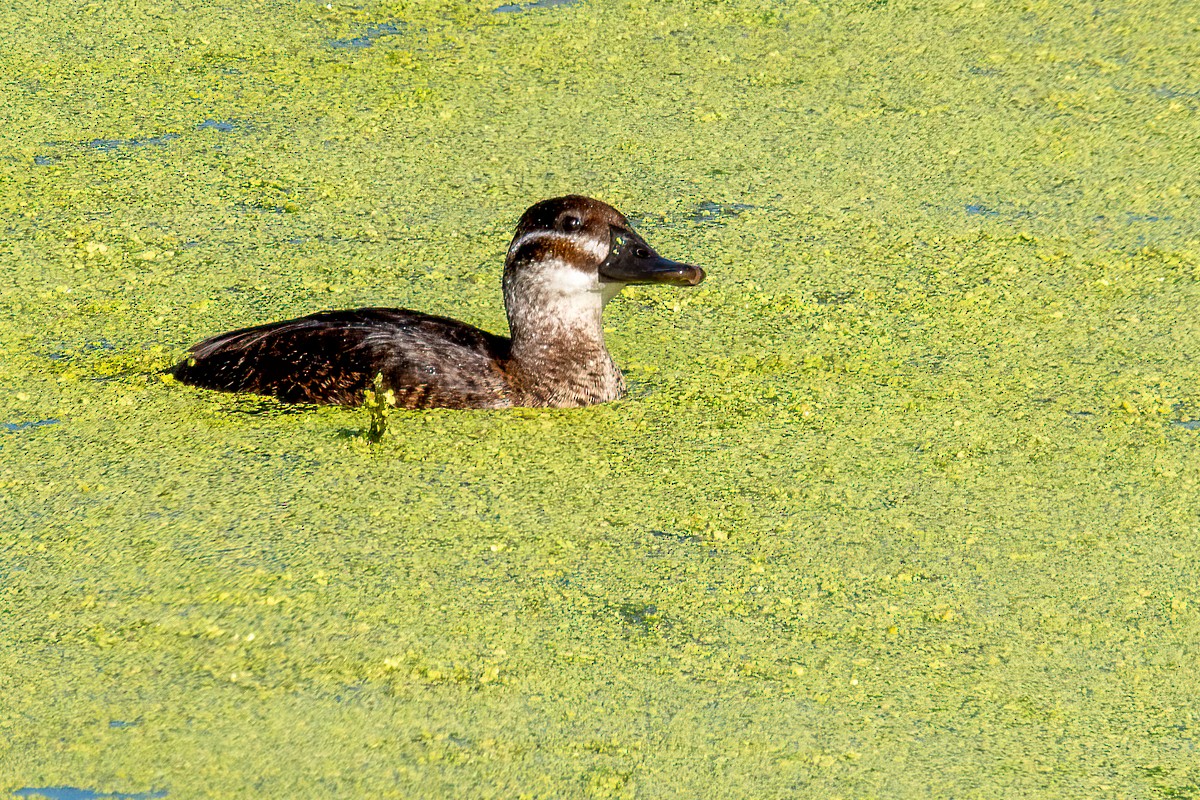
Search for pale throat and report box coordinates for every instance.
[504,264,626,359]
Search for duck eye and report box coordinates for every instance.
[561,215,582,233]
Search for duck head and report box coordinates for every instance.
[502,195,705,340]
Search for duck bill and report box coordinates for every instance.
[598,232,705,287]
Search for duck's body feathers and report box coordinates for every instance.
[172,308,513,408]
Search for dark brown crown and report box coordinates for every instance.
[512,195,628,237]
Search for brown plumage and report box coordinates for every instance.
[172,196,704,409]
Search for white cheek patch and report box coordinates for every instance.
[578,235,609,261]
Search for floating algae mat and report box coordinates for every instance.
[2,0,1198,796]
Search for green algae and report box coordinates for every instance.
[2,0,1199,796]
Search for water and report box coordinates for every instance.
[4,0,1198,796]
[493,0,581,13]
[2,419,59,433]
[328,22,404,49]
[689,201,756,225]
[13,789,165,800]
[88,134,181,152]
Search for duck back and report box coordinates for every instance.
[172,308,514,408]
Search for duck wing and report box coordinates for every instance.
[171,307,513,407]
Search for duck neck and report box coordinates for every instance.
[503,271,626,406]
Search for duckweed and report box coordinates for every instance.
[1,0,1198,797]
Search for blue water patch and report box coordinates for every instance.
[1150,85,1198,100]
[689,201,755,225]
[33,155,58,166]
[626,201,757,232]
[41,339,116,365]
[13,788,166,800]
[493,0,581,12]
[1174,419,1200,431]
[196,120,235,132]
[89,134,180,152]
[962,202,1033,220]
[2,419,59,434]
[329,22,403,49]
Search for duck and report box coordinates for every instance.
[171,195,705,409]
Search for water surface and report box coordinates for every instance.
[1,0,1197,797]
